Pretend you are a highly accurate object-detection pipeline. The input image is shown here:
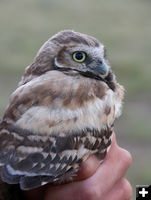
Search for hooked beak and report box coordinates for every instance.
[89,59,108,76]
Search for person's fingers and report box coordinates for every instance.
[74,155,100,181]
[44,182,87,200]
[101,178,133,200]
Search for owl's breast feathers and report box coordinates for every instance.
[0,70,124,190]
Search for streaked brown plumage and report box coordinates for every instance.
[0,30,124,190]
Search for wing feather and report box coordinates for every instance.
[0,123,113,190]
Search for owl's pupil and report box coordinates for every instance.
[75,53,83,60]
[73,51,86,62]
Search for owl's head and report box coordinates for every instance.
[20,30,115,90]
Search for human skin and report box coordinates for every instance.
[24,133,132,200]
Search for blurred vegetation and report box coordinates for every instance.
[0,0,151,199]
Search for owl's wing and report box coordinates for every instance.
[0,125,82,189]
[0,70,113,190]
[0,124,112,190]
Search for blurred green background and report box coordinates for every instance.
[0,0,151,199]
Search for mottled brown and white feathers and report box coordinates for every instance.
[0,30,124,190]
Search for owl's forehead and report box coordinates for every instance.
[51,30,100,47]
[38,30,105,57]
[52,30,105,55]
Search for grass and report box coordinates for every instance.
[0,0,151,199]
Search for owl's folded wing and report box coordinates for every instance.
[0,123,112,190]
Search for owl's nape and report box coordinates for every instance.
[0,30,124,192]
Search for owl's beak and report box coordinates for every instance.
[89,60,108,76]
[93,63,108,75]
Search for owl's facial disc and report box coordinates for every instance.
[55,45,109,77]
[54,46,115,90]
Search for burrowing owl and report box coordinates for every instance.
[0,30,124,190]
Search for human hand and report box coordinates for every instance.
[24,133,132,200]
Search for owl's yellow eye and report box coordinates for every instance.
[72,52,86,63]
